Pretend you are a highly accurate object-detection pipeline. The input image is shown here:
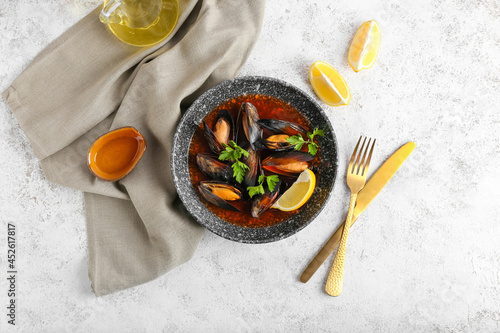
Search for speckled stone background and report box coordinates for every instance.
[1,0,499,331]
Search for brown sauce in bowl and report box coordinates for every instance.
[88,127,147,182]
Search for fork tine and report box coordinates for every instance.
[358,138,371,175]
[353,137,367,174]
[348,136,362,172]
[361,138,376,176]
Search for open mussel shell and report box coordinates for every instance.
[257,119,307,136]
[261,151,314,177]
[196,153,232,182]
[251,179,282,219]
[213,110,234,143]
[238,102,262,150]
[203,121,223,154]
[198,181,242,212]
[258,134,295,151]
[203,109,235,154]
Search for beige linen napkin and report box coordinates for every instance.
[2,0,265,296]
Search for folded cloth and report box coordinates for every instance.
[2,0,265,296]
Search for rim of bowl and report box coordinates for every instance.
[171,75,338,243]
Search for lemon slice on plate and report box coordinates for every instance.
[309,61,351,107]
[272,168,316,212]
[348,20,381,72]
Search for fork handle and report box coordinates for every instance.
[325,193,357,296]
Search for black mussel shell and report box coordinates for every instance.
[258,134,295,151]
[261,151,314,177]
[198,181,242,212]
[250,179,282,219]
[239,102,262,150]
[203,110,235,154]
[196,154,232,182]
[257,119,307,136]
[242,145,260,187]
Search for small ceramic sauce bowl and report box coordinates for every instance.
[87,127,147,182]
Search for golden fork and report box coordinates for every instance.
[325,136,376,296]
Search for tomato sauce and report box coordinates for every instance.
[188,94,321,228]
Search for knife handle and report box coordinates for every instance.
[325,193,357,296]
[299,215,359,283]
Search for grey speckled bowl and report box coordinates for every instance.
[171,76,338,243]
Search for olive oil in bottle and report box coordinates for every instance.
[102,0,179,47]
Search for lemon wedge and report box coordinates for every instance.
[348,20,381,72]
[309,61,351,107]
[271,168,316,212]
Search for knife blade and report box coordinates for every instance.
[300,141,416,283]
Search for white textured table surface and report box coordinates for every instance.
[1,0,500,332]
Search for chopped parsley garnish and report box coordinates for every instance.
[218,140,250,183]
[286,127,325,156]
[247,174,280,198]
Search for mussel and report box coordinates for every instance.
[241,145,260,187]
[196,154,232,182]
[261,151,314,177]
[258,134,294,151]
[238,102,262,150]
[251,179,282,219]
[198,181,242,212]
[203,110,234,154]
[257,119,307,136]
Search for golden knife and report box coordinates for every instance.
[300,141,416,283]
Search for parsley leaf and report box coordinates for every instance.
[232,161,249,184]
[286,127,324,156]
[219,149,233,161]
[247,174,281,198]
[219,141,249,161]
[266,175,280,193]
[286,134,306,151]
[312,128,325,138]
[308,143,318,156]
[286,135,305,146]
[219,141,250,183]
[247,185,265,198]
[294,142,304,151]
